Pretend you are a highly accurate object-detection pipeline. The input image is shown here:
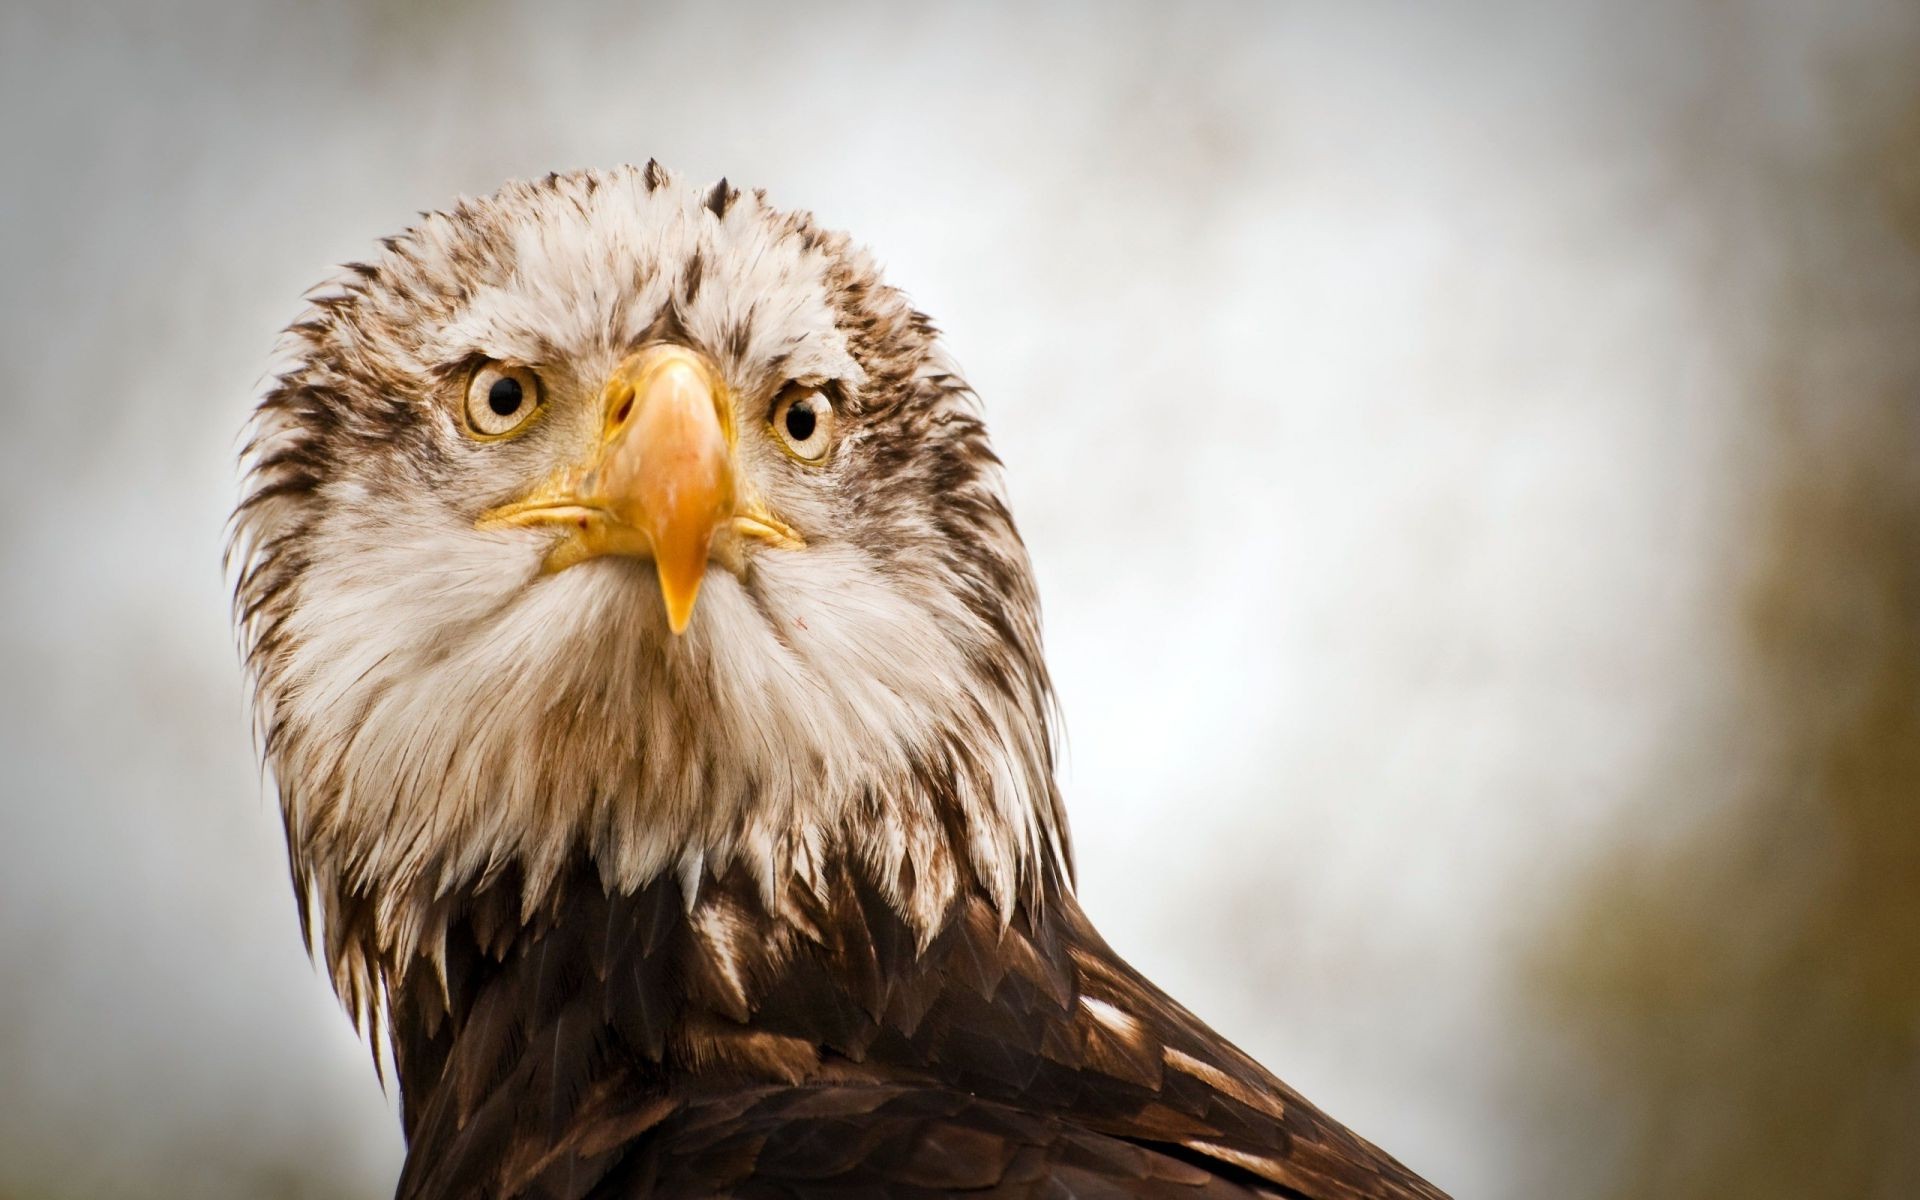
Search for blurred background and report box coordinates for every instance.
[3,1,1917,1197]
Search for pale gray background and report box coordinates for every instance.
[4,2,1918,1198]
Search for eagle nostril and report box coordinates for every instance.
[611,397,633,428]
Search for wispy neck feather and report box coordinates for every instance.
[261,534,1069,1033]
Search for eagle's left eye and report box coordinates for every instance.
[770,384,835,463]
[464,363,543,438]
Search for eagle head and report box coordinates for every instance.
[231,165,1064,1013]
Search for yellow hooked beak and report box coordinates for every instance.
[477,344,802,634]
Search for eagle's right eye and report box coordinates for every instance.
[464,363,543,438]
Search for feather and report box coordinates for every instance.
[377,854,1444,1198]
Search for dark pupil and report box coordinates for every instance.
[784,400,817,442]
[487,376,524,417]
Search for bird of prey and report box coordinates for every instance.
[230,163,1448,1200]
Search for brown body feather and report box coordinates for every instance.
[385,849,1445,1199]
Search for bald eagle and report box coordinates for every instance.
[230,164,1447,1199]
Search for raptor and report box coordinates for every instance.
[230,163,1447,1199]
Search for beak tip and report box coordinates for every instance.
[660,576,702,636]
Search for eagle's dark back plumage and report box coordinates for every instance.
[386,850,1442,1199]
[231,164,1448,1198]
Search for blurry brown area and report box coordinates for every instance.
[1533,37,1920,1200]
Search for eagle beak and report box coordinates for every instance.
[599,346,734,633]
[478,345,799,635]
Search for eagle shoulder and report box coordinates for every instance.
[386,856,1447,1200]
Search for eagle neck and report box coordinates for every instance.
[384,842,1078,1154]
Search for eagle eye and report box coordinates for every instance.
[464,363,543,438]
[770,384,835,463]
